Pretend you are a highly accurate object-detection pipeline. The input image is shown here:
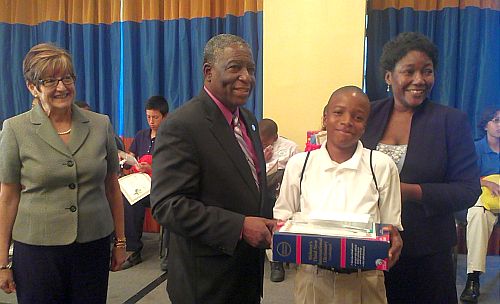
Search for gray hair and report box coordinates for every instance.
[203,34,251,65]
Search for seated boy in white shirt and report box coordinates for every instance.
[273,86,403,304]
[259,118,299,282]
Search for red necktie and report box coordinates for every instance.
[232,114,259,188]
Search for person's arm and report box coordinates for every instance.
[103,117,126,270]
[385,225,403,269]
[291,143,300,156]
[377,156,403,269]
[134,162,152,175]
[133,155,153,175]
[0,183,21,294]
[378,158,403,230]
[418,111,481,217]
[481,178,500,196]
[0,120,21,292]
[128,133,138,157]
[263,145,273,162]
[105,172,126,271]
[272,154,303,221]
[400,182,422,203]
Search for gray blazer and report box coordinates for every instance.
[0,104,119,245]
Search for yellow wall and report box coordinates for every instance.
[263,0,367,148]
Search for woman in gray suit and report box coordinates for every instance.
[0,43,126,303]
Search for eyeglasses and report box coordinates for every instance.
[38,75,75,88]
[491,117,500,124]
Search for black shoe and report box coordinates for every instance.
[121,251,142,270]
[460,278,480,303]
[270,261,285,282]
[160,255,168,272]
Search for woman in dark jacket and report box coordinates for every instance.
[361,32,481,304]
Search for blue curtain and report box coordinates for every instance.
[120,11,263,136]
[366,2,500,138]
[0,19,121,129]
[0,1,263,139]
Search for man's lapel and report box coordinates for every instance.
[200,92,260,200]
[239,109,269,215]
[239,109,266,189]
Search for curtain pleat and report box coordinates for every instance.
[122,0,262,21]
[0,0,121,129]
[366,0,500,138]
[120,0,263,136]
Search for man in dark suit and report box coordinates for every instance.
[151,34,276,304]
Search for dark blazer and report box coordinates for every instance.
[151,90,271,304]
[361,97,481,257]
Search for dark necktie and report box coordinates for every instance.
[232,114,259,188]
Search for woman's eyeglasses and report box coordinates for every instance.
[38,75,76,88]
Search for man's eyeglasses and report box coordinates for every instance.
[38,75,75,88]
[491,117,500,124]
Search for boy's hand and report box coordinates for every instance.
[263,145,273,162]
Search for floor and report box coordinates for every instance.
[1,233,498,304]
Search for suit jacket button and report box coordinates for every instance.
[69,205,77,212]
[68,183,76,189]
[67,160,74,167]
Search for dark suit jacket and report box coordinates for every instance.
[151,90,271,304]
[361,97,481,257]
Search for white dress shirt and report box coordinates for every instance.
[266,136,299,172]
[273,141,403,230]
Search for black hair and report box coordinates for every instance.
[380,32,438,74]
[145,96,169,116]
[259,118,278,138]
[477,107,500,136]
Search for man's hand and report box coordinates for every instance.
[384,225,403,269]
[263,146,273,162]
[242,217,277,249]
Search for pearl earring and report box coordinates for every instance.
[386,84,390,92]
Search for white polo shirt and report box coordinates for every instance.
[273,141,403,230]
[266,136,299,172]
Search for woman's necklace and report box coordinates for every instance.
[57,128,72,135]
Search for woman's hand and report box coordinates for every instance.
[0,269,16,294]
[384,225,403,269]
[110,246,127,271]
[400,182,422,202]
